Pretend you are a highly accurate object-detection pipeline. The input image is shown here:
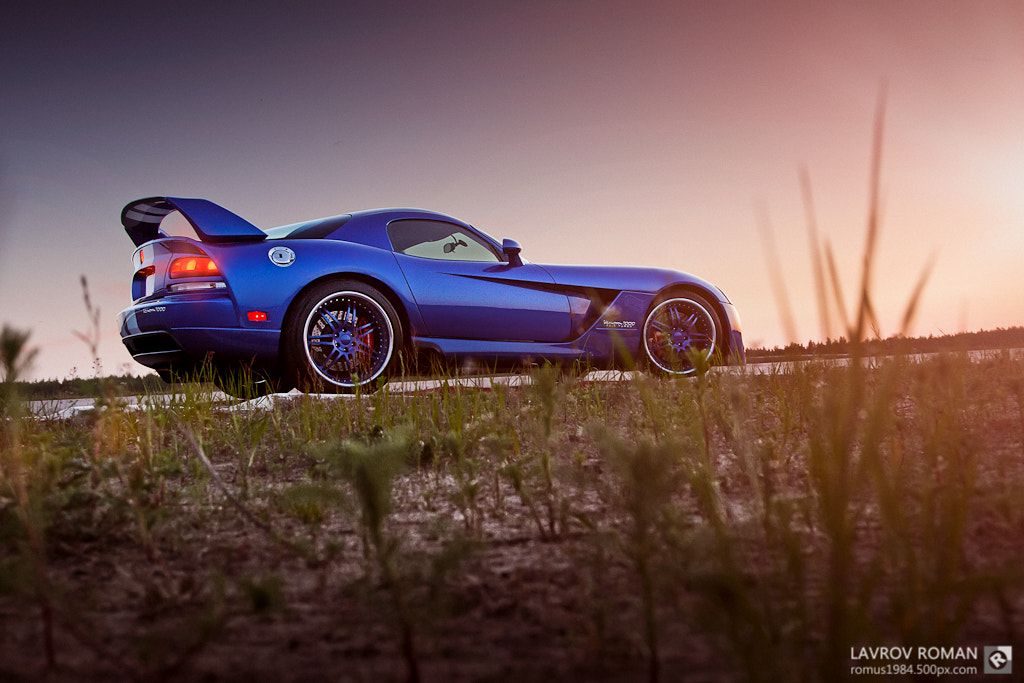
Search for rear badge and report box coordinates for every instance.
[269,246,295,267]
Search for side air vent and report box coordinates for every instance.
[124,332,181,357]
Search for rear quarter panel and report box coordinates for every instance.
[206,240,424,333]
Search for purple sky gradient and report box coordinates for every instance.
[3,1,1023,380]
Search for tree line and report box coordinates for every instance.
[746,326,1024,361]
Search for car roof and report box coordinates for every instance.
[267,208,479,251]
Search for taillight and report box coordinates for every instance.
[169,256,220,278]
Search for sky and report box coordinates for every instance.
[2,0,1023,381]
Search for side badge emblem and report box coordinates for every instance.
[269,246,295,267]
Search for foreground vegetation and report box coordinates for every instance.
[3,339,1023,681]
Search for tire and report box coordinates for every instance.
[641,291,722,376]
[284,280,402,393]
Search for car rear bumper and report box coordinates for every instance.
[118,296,279,371]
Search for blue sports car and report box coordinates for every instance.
[118,197,744,394]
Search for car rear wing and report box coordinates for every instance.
[122,196,267,247]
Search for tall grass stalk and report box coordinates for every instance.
[0,325,55,666]
[309,431,422,683]
[592,426,678,683]
[765,89,977,676]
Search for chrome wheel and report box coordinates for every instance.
[303,289,395,389]
[642,294,719,375]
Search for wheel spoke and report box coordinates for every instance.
[320,348,344,372]
[650,319,672,334]
[689,332,713,346]
[354,341,374,358]
[651,337,673,353]
[354,322,375,342]
[320,309,345,333]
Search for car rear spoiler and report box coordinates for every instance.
[122,196,267,247]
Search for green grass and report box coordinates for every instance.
[3,347,1024,681]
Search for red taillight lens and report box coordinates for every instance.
[169,256,220,278]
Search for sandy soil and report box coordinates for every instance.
[3,365,1023,682]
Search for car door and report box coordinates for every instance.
[388,219,570,342]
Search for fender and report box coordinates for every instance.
[539,263,731,303]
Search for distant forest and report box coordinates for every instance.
[8,327,1024,400]
[13,373,173,401]
[745,326,1024,361]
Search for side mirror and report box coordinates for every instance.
[502,238,523,267]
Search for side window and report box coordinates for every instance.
[387,219,501,262]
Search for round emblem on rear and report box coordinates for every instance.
[268,246,295,267]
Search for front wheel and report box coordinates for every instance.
[641,292,722,376]
[284,280,402,393]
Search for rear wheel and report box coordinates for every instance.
[284,280,402,393]
[641,292,722,376]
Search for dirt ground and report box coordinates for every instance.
[3,364,1024,682]
[2,465,718,682]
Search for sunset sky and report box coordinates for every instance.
[2,1,1023,381]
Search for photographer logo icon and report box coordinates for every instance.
[984,646,1012,674]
